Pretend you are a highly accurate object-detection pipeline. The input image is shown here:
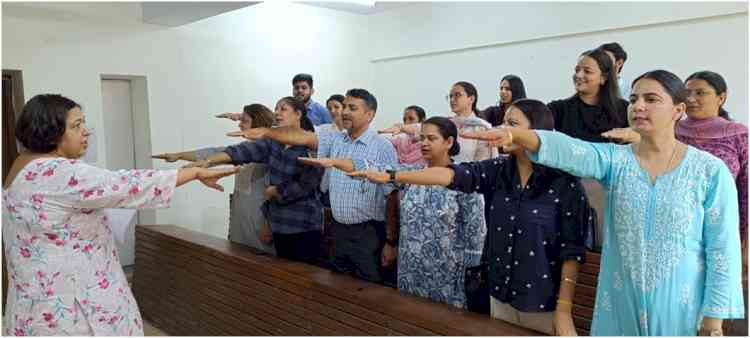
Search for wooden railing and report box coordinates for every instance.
[132,225,543,336]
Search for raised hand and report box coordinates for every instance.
[601,127,640,144]
[227,127,268,140]
[347,170,390,184]
[297,157,337,168]
[196,166,240,192]
[215,112,243,121]
[152,153,181,162]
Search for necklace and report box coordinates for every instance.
[636,141,679,178]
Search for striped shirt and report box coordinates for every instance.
[316,128,398,224]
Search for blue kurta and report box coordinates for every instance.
[528,130,744,336]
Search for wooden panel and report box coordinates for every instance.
[133,225,542,336]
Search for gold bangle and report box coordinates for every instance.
[506,128,513,145]
[557,299,573,306]
[562,277,577,284]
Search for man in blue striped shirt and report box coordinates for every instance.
[292,73,332,126]
[233,88,399,285]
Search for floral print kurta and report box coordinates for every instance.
[364,161,487,309]
[3,158,177,336]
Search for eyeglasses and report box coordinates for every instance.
[445,92,465,101]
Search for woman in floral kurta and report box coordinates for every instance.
[300,117,487,309]
[3,94,236,336]
[462,70,744,335]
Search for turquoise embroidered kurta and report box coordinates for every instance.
[528,130,744,336]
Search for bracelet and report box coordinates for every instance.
[562,277,577,284]
[506,128,513,145]
[557,299,573,306]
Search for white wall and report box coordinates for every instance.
[368,2,749,127]
[3,2,748,239]
[2,2,371,238]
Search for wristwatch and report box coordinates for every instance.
[387,169,397,184]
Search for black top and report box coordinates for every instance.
[480,104,510,127]
[547,96,629,143]
[448,157,594,312]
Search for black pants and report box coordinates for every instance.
[329,219,396,287]
[273,230,322,265]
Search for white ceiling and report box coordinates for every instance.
[1,1,414,27]
[296,1,415,15]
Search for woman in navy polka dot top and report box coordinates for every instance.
[349,99,594,335]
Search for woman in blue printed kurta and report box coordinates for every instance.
[462,70,744,336]
[299,117,487,309]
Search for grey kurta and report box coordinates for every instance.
[196,147,275,254]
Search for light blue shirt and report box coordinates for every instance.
[306,99,332,126]
[618,76,631,100]
[529,130,744,336]
[316,128,398,224]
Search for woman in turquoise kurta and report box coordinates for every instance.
[462,70,744,336]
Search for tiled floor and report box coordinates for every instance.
[124,266,169,336]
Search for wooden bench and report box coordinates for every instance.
[133,225,543,336]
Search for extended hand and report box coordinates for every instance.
[298,157,337,168]
[347,170,389,184]
[460,128,513,147]
[215,112,243,121]
[196,166,240,192]
[378,123,403,135]
[227,127,268,141]
[152,153,181,162]
[601,127,640,144]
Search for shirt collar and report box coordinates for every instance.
[344,127,377,145]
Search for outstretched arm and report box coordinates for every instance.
[228,126,319,150]
[347,166,455,187]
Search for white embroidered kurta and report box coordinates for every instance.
[3,158,177,336]
[529,131,744,336]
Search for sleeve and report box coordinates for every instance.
[315,130,336,158]
[317,104,333,124]
[458,192,487,267]
[59,161,177,210]
[556,175,592,263]
[526,130,616,186]
[223,139,271,165]
[194,146,227,161]
[447,158,505,195]
[701,164,745,319]
[276,154,324,204]
[735,133,748,242]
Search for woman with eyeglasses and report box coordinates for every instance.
[446,81,498,163]
[461,70,744,336]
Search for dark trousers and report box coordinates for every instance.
[329,219,396,287]
[273,230,322,265]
